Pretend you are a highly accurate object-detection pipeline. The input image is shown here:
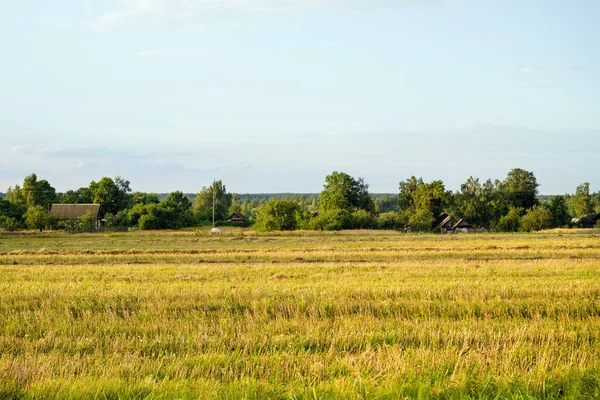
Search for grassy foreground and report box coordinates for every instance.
[1,230,599,399]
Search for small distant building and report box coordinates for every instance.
[226,212,246,223]
[452,218,474,233]
[437,215,453,234]
[579,212,600,228]
[49,204,102,228]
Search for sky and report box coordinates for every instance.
[1,0,599,194]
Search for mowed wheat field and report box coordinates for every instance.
[1,230,600,399]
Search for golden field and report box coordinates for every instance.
[1,229,599,399]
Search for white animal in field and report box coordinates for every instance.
[210,228,222,235]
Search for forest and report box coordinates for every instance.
[0,168,598,233]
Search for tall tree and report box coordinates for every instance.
[254,198,302,231]
[320,171,374,212]
[503,168,539,210]
[398,176,424,212]
[194,181,233,222]
[545,195,571,228]
[572,183,593,217]
[89,176,132,215]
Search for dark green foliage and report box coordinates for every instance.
[503,168,539,210]
[408,208,434,232]
[374,195,398,214]
[377,212,399,230]
[306,209,354,231]
[89,176,132,215]
[520,206,551,232]
[24,205,48,231]
[138,214,160,230]
[496,207,524,232]
[254,198,302,231]
[320,171,374,213]
[59,187,93,204]
[572,183,594,217]
[352,209,376,229]
[545,195,571,228]
[194,181,233,222]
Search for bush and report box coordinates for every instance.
[520,206,551,232]
[138,214,160,230]
[0,216,20,231]
[377,212,399,230]
[352,210,376,229]
[24,205,48,232]
[306,209,353,231]
[497,207,524,232]
[254,199,302,232]
[408,209,434,232]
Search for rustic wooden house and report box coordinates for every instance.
[452,218,474,233]
[226,212,246,223]
[579,212,600,228]
[437,215,453,234]
[49,204,102,228]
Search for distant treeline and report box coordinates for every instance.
[1,169,599,232]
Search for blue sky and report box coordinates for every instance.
[1,0,598,194]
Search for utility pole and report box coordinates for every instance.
[212,179,216,228]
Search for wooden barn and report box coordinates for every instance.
[579,212,600,228]
[49,204,102,228]
[436,215,453,234]
[226,212,246,223]
[452,218,474,233]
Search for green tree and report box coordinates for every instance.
[132,192,159,205]
[24,205,48,232]
[254,198,302,232]
[6,185,26,205]
[79,211,98,231]
[59,187,93,204]
[496,207,524,232]
[572,183,593,217]
[520,206,551,232]
[412,180,450,219]
[194,181,233,222]
[398,176,424,212]
[89,176,132,215]
[408,208,434,232]
[320,171,374,213]
[503,168,539,210]
[545,195,571,228]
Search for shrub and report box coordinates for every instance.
[0,216,20,231]
[497,207,524,232]
[352,210,376,229]
[377,212,398,230]
[520,206,551,232]
[408,209,434,232]
[138,214,160,230]
[254,199,302,232]
[306,209,353,231]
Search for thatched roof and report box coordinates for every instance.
[50,204,101,220]
[452,218,473,230]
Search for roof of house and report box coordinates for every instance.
[452,218,473,230]
[582,212,600,222]
[49,204,101,219]
[437,215,452,228]
[226,211,246,221]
